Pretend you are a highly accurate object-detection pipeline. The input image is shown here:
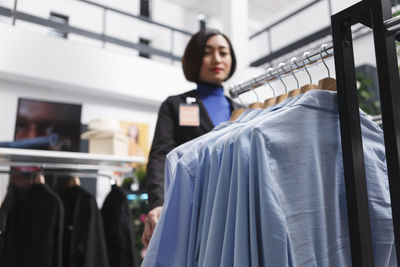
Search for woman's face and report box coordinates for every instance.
[199,34,232,85]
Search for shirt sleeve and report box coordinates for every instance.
[248,128,290,267]
[142,160,195,267]
[146,97,178,210]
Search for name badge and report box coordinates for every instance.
[179,104,200,127]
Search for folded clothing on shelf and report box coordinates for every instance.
[0,134,59,150]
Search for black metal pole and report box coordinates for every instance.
[332,5,375,266]
[371,0,400,264]
[12,0,17,25]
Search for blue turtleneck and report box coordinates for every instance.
[197,82,231,127]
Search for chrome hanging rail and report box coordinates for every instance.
[229,44,334,98]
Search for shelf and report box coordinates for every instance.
[0,147,146,172]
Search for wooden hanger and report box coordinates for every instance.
[288,57,301,97]
[248,78,264,109]
[275,63,289,103]
[231,82,264,121]
[300,52,318,94]
[116,176,122,186]
[111,174,122,187]
[288,89,301,98]
[262,68,278,108]
[68,176,81,187]
[230,108,246,121]
[263,97,276,108]
[34,173,45,184]
[317,44,337,91]
[276,94,288,103]
[318,77,336,91]
[230,85,246,121]
[248,102,264,108]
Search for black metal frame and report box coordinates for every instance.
[332,0,400,266]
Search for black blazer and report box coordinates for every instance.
[59,186,109,267]
[146,89,241,210]
[0,184,64,267]
[101,185,138,267]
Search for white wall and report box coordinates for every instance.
[248,0,365,63]
[0,20,195,205]
[0,23,196,143]
[9,0,199,65]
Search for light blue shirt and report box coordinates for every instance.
[190,108,267,267]
[142,108,262,267]
[142,90,395,267]
[248,90,395,266]
[198,96,298,267]
[163,108,254,192]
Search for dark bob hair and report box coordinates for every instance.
[182,28,236,83]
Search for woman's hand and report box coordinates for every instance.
[142,206,163,247]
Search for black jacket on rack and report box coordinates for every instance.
[0,183,64,267]
[101,185,138,267]
[59,186,108,267]
[146,89,241,210]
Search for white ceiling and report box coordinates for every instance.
[249,0,300,22]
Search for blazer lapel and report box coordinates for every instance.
[196,97,215,132]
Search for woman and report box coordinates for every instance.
[142,28,241,246]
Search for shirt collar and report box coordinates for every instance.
[292,89,338,112]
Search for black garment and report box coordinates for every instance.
[0,184,64,267]
[59,186,108,267]
[146,89,241,210]
[101,185,138,267]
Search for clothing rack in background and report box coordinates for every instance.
[0,147,144,172]
[0,147,142,267]
[228,44,334,99]
[0,147,145,190]
[332,0,400,266]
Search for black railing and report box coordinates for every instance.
[249,0,400,66]
[249,0,331,66]
[249,0,325,40]
[79,0,192,36]
[2,0,194,62]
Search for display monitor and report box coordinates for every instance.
[14,98,82,152]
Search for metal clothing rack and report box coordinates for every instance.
[228,44,334,99]
[228,0,400,265]
[332,0,400,266]
[0,147,146,175]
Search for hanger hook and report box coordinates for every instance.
[290,57,299,88]
[266,67,276,97]
[236,85,244,105]
[252,77,260,102]
[319,44,330,78]
[278,63,288,93]
[303,52,313,84]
